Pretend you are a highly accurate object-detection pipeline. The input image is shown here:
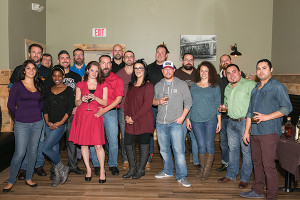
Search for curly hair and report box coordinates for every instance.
[196,61,219,88]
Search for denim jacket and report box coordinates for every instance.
[246,77,293,136]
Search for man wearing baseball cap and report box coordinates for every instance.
[153,61,192,187]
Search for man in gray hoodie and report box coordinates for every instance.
[153,61,192,187]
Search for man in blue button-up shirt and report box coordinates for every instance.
[240,59,292,199]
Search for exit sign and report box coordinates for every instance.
[92,28,106,37]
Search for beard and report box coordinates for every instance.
[101,67,111,78]
[114,54,122,60]
[74,58,84,66]
[183,64,193,71]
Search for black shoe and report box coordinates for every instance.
[99,178,106,184]
[17,169,26,180]
[94,167,100,175]
[25,181,38,187]
[85,176,92,181]
[109,167,119,176]
[3,185,13,192]
[216,164,228,172]
[70,167,84,175]
[35,166,47,176]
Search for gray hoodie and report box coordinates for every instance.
[154,77,192,124]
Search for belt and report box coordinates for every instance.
[111,108,119,110]
[230,117,246,122]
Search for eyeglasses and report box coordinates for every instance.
[125,56,134,59]
[74,54,83,57]
[134,67,144,71]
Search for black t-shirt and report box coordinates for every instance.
[148,61,163,87]
[43,86,74,124]
[111,60,125,74]
[10,64,51,84]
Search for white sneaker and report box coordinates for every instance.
[155,171,173,178]
[177,177,191,187]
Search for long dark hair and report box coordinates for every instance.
[128,59,149,90]
[17,60,45,99]
[196,61,219,88]
[83,61,104,84]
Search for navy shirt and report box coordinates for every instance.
[246,77,293,136]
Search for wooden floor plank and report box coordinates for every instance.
[0,141,299,199]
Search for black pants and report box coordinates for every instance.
[124,132,150,145]
[66,115,79,169]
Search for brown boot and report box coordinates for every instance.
[196,154,205,177]
[201,154,214,181]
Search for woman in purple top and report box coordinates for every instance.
[4,60,45,192]
[123,59,154,179]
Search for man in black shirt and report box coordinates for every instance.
[147,44,169,170]
[10,43,51,180]
[111,44,125,73]
[9,43,51,87]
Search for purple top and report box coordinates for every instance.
[7,81,43,123]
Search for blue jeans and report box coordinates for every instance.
[8,120,43,184]
[119,108,128,162]
[43,124,66,165]
[191,117,217,154]
[225,119,253,183]
[182,120,199,165]
[20,120,46,170]
[149,106,157,162]
[91,110,119,167]
[156,122,187,180]
[219,118,229,165]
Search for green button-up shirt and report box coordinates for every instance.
[224,77,256,119]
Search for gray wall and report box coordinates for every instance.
[272,0,300,74]
[0,0,9,68]
[46,0,273,74]
[8,0,46,69]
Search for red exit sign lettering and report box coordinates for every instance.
[92,28,106,37]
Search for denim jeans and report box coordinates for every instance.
[182,120,199,165]
[219,118,229,165]
[90,109,119,167]
[149,106,157,162]
[20,120,46,170]
[119,108,128,162]
[191,116,217,154]
[43,124,66,165]
[8,120,43,184]
[225,119,253,183]
[156,122,187,180]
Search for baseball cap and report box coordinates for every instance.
[162,61,175,69]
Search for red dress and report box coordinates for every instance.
[69,81,107,145]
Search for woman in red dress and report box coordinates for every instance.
[69,61,108,183]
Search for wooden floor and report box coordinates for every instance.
[0,141,299,200]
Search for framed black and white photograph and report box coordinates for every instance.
[180,35,217,61]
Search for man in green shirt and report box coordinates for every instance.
[218,64,256,189]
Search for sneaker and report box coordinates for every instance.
[239,190,264,198]
[177,177,191,188]
[154,171,173,179]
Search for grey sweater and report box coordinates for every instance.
[154,77,192,124]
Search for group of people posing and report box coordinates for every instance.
[3,43,292,200]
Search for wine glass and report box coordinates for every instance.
[86,94,92,111]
